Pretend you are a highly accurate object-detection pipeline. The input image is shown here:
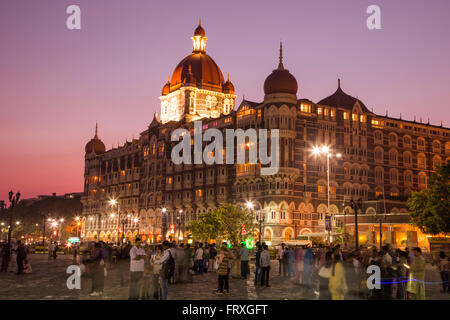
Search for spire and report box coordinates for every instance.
[278,42,284,69]
[227,73,230,82]
[338,78,341,89]
[94,123,98,139]
[199,17,201,26]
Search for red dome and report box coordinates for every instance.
[85,124,105,155]
[170,52,224,92]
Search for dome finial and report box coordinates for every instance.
[199,17,201,26]
[338,78,341,89]
[95,122,98,138]
[227,73,230,81]
[278,41,284,69]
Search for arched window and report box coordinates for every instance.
[418,172,427,189]
[389,133,397,146]
[432,140,441,153]
[265,229,272,241]
[417,153,426,169]
[224,98,230,114]
[374,131,383,144]
[389,149,398,165]
[432,155,441,170]
[404,170,413,187]
[374,147,384,163]
[375,167,384,183]
[403,151,412,167]
[403,135,411,148]
[417,137,426,151]
[284,229,292,241]
[390,168,398,185]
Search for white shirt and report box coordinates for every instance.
[129,246,146,272]
[195,248,203,260]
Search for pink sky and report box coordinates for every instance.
[1,0,450,202]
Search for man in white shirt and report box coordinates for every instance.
[195,243,204,274]
[260,244,271,287]
[128,237,146,300]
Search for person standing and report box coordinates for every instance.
[436,251,449,293]
[239,242,249,278]
[277,243,285,276]
[302,247,314,295]
[89,242,107,296]
[1,243,11,272]
[318,251,332,300]
[154,240,174,300]
[209,243,217,274]
[406,247,426,300]
[254,243,262,286]
[16,240,27,275]
[150,245,163,299]
[128,237,146,300]
[259,244,271,287]
[195,243,204,274]
[216,245,231,294]
[328,251,347,300]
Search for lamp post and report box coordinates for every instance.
[350,198,362,250]
[7,190,21,245]
[75,216,81,238]
[177,210,182,244]
[162,207,167,241]
[312,146,341,244]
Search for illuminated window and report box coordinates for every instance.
[360,115,366,123]
[330,109,335,117]
[300,104,311,113]
[343,112,349,120]
[196,189,203,197]
[324,108,329,116]
[352,113,358,121]
[375,191,383,198]
[317,108,322,115]
[318,185,326,193]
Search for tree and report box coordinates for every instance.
[407,163,450,234]
[187,204,256,245]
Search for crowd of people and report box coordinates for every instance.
[274,243,450,300]
[1,238,449,300]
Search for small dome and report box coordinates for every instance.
[85,124,105,155]
[162,80,170,95]
[263,43,298,96]
[222,74,235,94]
[194,19,205,37]
[318,79,369,112]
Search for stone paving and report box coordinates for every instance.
[0,254,448,300]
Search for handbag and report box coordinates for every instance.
[318,266,331,278]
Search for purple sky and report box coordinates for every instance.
[1,0,450,202]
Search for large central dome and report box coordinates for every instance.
[164,20,226,94]
[263,43,298,96]
[170,53,224,91]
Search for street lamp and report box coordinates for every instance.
[312,145,342,244]
[109,198,122,245]
[177,210,183,244]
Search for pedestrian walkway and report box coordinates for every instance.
[0,254,448,300]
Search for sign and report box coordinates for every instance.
[245,238,254,249]
[325,216,332,231]
[68,237,80,244]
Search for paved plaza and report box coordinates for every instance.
[0,254,448,300]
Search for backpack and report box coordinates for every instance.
[161,250,175,279]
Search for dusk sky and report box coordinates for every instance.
[1,0,450,202]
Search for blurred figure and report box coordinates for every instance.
[318,251,332,300]
[23,259,32,274]
[393,249,408,300]
[89,242,107,296]
[260,244,271,287]
[1,243,10,272]
[294,246,304,285]
[436,251,449,293]
[254,243,262,285]
[239,242,249,278]
[128,237,146,300]
[328,250,347,300]
[16,240,27,275]
[302,247,314,295]
[277,243,286,276]
[407,247,426,300]
[216,244,231,294]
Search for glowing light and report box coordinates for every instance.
[312,146,321,155]
[75,216,80,221]
[162,208,167,213]
[109,199,117,206]
[246,201,253,210]
[51,222,57,227]
[321,146,330,154]
[16,221,20,225]
[336,153,342,158]
[110,213,115,218]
